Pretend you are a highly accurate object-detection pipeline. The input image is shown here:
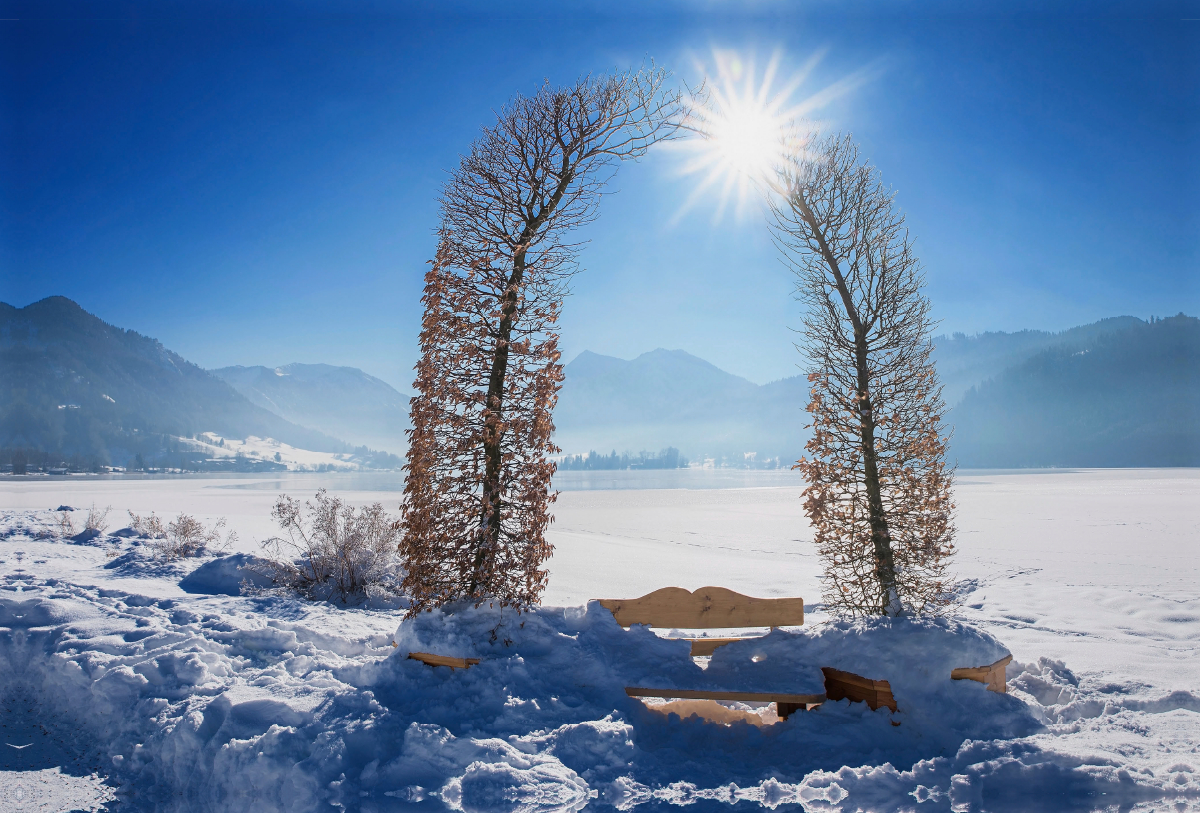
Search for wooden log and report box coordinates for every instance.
[951,654,1013,693]
[821,666,898,712]
[598,587,804,629]
[408,651,480,670]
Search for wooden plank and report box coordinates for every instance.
[625,687,826,704]
[951,654,1012,693]
[408,651,480,670]
[821,666,898,712]
[598,587,804,629]
[685,637,748,656]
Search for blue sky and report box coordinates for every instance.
[2,0,1196,388]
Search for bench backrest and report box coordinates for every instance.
[597,586,804,629]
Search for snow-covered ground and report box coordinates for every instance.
[1,469,1197,812]
[179,433,363,471]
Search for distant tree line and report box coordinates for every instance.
[557,447,688,471]
[0,439,404,474]
[0,447,107,474]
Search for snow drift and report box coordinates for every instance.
[2,507,1198,812]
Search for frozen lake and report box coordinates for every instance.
[4,467,1197,688]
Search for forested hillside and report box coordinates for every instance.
[950,315,1199,467]
[931,317,1144,404]
[0,297,348,468]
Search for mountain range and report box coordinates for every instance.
[950,314,1198,467]
[554,349,807,466]
[555,315,1199,467]
[2,297,1196,469]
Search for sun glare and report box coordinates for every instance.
[671,50,870,224]
[708,99,784,180]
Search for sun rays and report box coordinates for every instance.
[670,50,874,224]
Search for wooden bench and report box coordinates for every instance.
[598,586,823,720]
[407,584,1012,723]
[599,587,1013,720]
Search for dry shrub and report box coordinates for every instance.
[127,510,166,539]
[55,510,75,539]
[147,513,235,559]
[255,490,403,603]
[85,504,112,532]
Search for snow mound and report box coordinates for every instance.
[3,578,1198,812]
[706,615,1011,706]
[179,553,276,595]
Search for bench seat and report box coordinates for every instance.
[684,637,752,656]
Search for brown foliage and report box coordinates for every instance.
[400,65,692,614]
[770,132,956,617]
[401,241,564,612]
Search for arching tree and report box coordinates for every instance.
[769,132,956,617]
[401,65,691,614]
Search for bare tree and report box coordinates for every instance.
[769,132,956,617]
[401,65,692,614]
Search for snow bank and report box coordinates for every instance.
[3,581,1196,812]
[2,505,1198,812]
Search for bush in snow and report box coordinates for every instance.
[127,510,166,539]
[55,509,76,539]
[85,503,112,533]
[253,490,403,603]
[147,513,234,559]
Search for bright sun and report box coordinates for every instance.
[708,99,784,180]
[672,50,867,223]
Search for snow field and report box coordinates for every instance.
[0,468,1197,812]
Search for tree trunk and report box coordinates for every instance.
[799,199,901,616]
[472,249,527,592]
[853,333,901,616]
